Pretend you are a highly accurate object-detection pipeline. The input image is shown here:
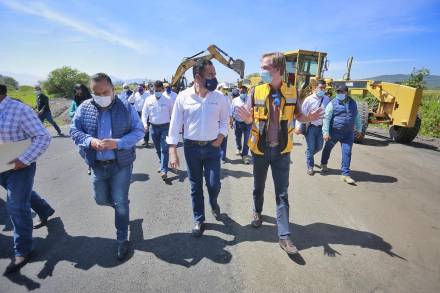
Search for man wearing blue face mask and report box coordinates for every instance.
[70,73,145,260]
[231,85,252,164]
[163,83,178,104]
[142,81,174,180]
[320,84,363,184]
[167,59,230,237]
[298,80,330,175]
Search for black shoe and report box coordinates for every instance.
[191,222,203,237]
[251,212,262,228]
[116,241,130,261]
[87,167,92,176]
[211,205,221,220]
[3,252,33,275]
[33,208,55,229]
[57,132,65,137]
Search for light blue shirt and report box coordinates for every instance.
[322,99,362,135]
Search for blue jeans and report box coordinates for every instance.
[183,140,221,223]
[39,111,62,134]
[220,136,228,161]
[234,121,251,156]
[305,125,324,169]
[252,147,291,240]
[91,163,133,241]
[150,125,169,173]
[0,163,54,256]
[321,130,354,176]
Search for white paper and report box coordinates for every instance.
[0,140,32,173]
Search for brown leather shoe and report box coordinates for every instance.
[33,208,55,229]
[251,212,262,228]
[279,239,299,255]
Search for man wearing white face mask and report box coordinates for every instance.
[297,80,330,175]
[128,84,150,147]
[320,84,363,184]
[70,73,144,260]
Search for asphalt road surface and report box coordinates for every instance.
[1,126,439,293]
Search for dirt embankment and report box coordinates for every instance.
[50,98,72,124]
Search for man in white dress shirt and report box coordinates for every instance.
[167,59,229,237]
[142,81,174,180]
[163,83,178,104]
[128,84,150,147]
[231,85,252,164]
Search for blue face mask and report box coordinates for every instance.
[204,77,218,92]
[166,87,172,94]
[260,70,273,84]
[240,93,247,101]
[336,93,346,101]
[154,91,162,98]
[316,90,325,97]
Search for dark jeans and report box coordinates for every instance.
[220,136,228,161]
[234,121,251,156]
[137,112,150,144]
[183,140,221,223]
[252,146,291,240]
[0,163,54,256]
[305,125,324,169]
[321,129,354,176]
[91,163,133,241]
[150,125,169,173]
[39,111,61,134]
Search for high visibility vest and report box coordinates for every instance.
[248,83,297,155]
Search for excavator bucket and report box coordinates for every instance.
[229,59,245,79]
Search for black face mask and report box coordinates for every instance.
[204,77,218,92]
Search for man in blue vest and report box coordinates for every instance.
[320,85,363,184]
[70,73,145,260]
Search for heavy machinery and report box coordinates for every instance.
[245,49,423,143]
[171,44,245,92]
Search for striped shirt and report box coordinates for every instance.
[0,96,51,165]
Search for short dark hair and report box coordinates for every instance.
[240,85,248,92]
[317,80,326,86]
[193,59,213,78]
[91,73,113,86]
[154,80,164,89]
[0,84,7,95]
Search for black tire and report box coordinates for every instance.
[354,101,369,143]
[389,116,421,143]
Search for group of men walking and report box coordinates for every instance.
[0,51,364,274]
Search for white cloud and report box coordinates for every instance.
[0,0,147,53]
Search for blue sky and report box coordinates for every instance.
[1,0,439,85]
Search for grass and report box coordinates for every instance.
[8,85,38,107]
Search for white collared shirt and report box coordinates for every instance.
[301,93,330,126]
[142,94,174,127]
[166,87,230,145]
[163,91,178,104]
[231,96,251,122]
[128,92,149,112]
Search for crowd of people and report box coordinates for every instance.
[0,51,363,274]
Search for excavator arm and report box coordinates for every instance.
[171,44,245,91]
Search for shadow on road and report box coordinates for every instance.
[130,173,150,183]
[364,131,439,152]
[0,198,13,231]
[0,213,405,290]
[319,168,398,184]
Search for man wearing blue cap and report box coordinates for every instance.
[320,85,363,184]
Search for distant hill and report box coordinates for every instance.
[364,74,440,89]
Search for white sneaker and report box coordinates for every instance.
[340,175,355,184]
[235,149,241,156]
[307,168,314,175]
[242,155,251,165]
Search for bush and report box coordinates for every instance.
[43,66,89,98]
[420,91,440,137]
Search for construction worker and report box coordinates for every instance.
[34,85,64,136]
[298,80,330,175]
[231,86,252,164]
[320,84,363,184]
[70,73,145,260]
[128,84,150,147]
[167,59,229,237]
[236,52,323,255]
[142,81,174,180]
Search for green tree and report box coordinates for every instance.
[43,66,90,98]
[0,74,19,89]
[245,73,260,79]
[404,67,430,89]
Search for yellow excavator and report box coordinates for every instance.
[245,50,423,143]
[171,44,245,92]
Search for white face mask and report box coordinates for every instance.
[35,90,41,95]
[92,94,113,108]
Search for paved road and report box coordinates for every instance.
[1,126,439,293]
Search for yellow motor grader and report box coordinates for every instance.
[245,49,423,143]
[170,44,245,92]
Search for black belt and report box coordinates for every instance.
[150,122,170,127]
[184,139,215,146]
[95,160,116,165]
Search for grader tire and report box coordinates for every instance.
[354,101,369,143]
[389,116,421,143]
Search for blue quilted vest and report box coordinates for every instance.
[330,97,358,133]
[77,97,135,167]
